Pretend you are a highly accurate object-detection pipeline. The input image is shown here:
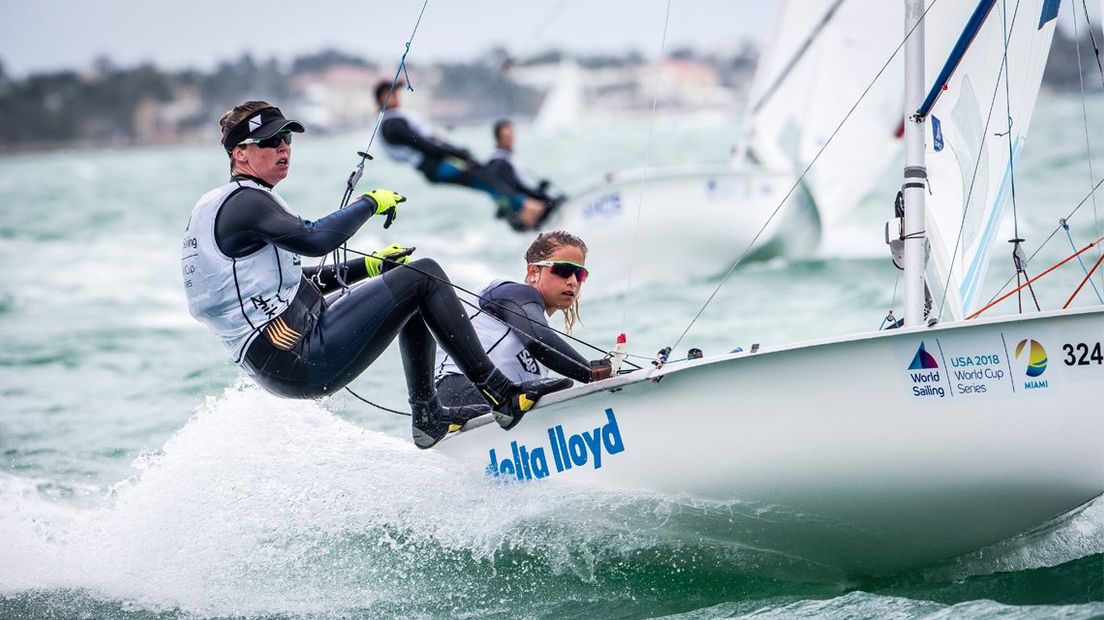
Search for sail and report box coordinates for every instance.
[919,0,1059,320]
[742,0,905,232]
[534,59,584,133]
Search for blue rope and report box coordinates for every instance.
[1061,220,1104,303]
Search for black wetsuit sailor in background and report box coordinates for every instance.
[378,115,530,219]
[483,119,565,227]
[437,282,593,407]
[220,174,569,443]
[482,157,544,201]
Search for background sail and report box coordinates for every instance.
[920,0,1060,320]
[741,0,905,239]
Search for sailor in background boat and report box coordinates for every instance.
[435,231,613,409]
[181,101,569,449]
[484,119,566,223]
[374,80,549,231]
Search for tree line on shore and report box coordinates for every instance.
[0,26,1099,155]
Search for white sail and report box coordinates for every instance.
[920,0,1060,320]
[534,59,584,133]
[743,0,906,234]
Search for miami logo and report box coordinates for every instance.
[1015,339,1047,377]
[908,342,939,370]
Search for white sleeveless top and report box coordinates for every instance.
[182,179,301,361]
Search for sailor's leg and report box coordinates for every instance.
[435,373,484,408]
[306,277,406,393]
[382,259,570,427]
[382,258,499,382]
[398,311,490,447]
[398,313,437,402]
[313,258,568,431]
[426,157,537,226]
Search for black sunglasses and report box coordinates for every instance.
[239,130,293,149]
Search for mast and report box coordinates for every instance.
[902,0,928,326]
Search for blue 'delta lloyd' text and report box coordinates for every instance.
[486,408,625,480]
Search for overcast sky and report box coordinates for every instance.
[2,1,1099,78]
[0,1,776,77]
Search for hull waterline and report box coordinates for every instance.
[438,307,1104,575]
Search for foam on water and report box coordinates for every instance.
[2,383,1101,618]
[0,383,832,617]
[916,497,1104,582]
[1,95,1102,618]
[676,591,1104,619]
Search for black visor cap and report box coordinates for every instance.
[223,106,305,151]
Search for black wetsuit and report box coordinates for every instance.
[483,155,544,201]
[379,115,530,223]
[436,281,592,407]
[220,175,502,401]
[483,151,565,228]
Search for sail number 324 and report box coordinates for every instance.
[1063,342,1103,365]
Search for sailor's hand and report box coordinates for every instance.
[361,189,407,229]
[365,244,415,277]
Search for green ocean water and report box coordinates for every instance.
[1,94,1102,619]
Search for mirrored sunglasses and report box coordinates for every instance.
[533,260,589,283]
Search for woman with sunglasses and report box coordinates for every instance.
[435,231,613,408]
[182,101,569,448]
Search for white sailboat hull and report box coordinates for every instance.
[438,307,1104,575]
[544,166,819,286]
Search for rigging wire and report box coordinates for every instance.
[1079,0,1104,87]
[340,247,643,370]
[968,233,1104,318]
[667,0,942,354]
[750,0,847,115]
[1062,251,1104,307]
[337,246,643,416]
[1062,219,1104,302]
[998,0,1029,312]
[934,0,1028,320]
[345,387,411,417]
[312,0,432,291]
[1072,0,1104,294]
[880,269,903,330]
[983,175,1104,305]
[620,0,674,334]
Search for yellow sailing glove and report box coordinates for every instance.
[361,189,407,229]
[364,244,415,277]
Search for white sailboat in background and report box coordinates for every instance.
[533,59,585,133]
[438,0,1104,577]
[739,0,906,249]
[541,0,911,286]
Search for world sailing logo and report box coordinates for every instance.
[909,342,940,370]
[1015,338,1049,389]
[908,342,946,398]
